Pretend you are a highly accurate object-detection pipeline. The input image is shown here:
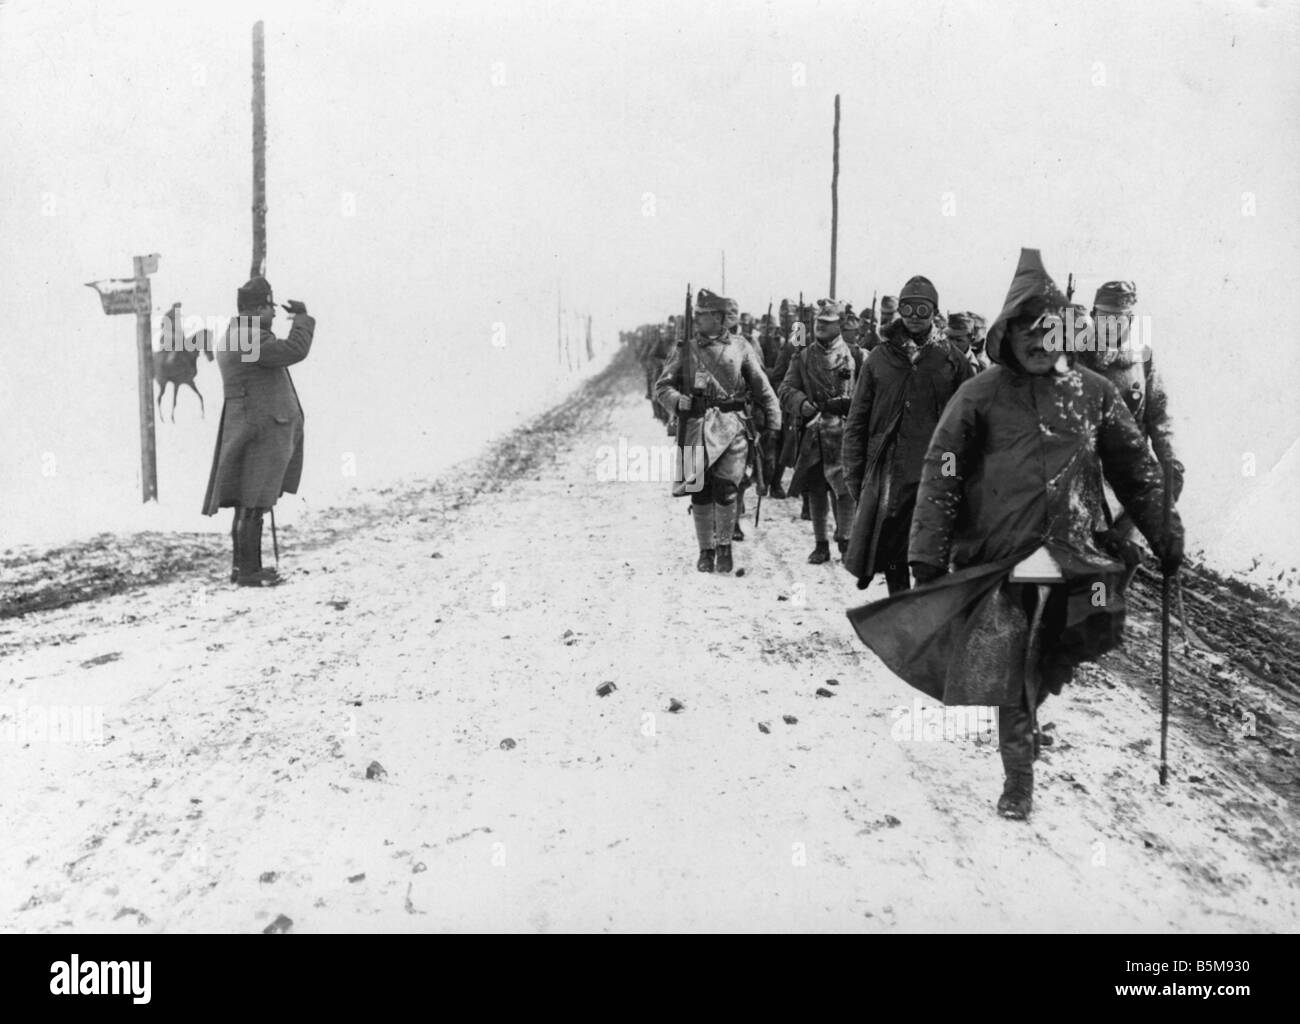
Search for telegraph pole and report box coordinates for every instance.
[830,94,840,299]
[251,21,267,278]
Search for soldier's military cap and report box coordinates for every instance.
[899,276,939,307]
[694,288,728,314]
[237,276,274,313]
[814,298,842,321]
[946,311,972,334]
[1093,280,1137,311]
[879,295,898,314]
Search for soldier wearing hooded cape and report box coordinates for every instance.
[845,249,1183,819]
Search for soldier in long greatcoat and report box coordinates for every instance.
[202,276,316,587]
[841,276,972,594]
[779,299,861,564]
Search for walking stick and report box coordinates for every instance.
[1174,576,1191,650]
[1159,461,1173,785]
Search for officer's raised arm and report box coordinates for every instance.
[257,300,316,368]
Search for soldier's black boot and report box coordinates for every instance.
[692,500,715,571]
[236,509,281,588]
[229,510,240,583]
[836,538,849,557]
[884,562,912,595]
[713,501,738,571]
[769,461,786,499]
[997,703,1035,820]
[715,545,733,574]
[998,771,1034,820]
[809,489,833,563]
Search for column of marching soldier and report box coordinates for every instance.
[624,250,1186,821]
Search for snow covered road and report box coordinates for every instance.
[2,356,1296,932]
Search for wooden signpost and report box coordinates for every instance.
[86,254,161,503]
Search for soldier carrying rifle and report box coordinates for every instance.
[655,288,780,575]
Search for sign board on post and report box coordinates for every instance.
[85,279,145,316]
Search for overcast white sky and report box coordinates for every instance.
[1,0,1297,565]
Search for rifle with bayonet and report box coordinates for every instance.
[673,284,701,497]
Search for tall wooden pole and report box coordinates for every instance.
[133,256,158,502]
[251,21,267,278]
[1159,460,1173,785]
[830,94,840,299]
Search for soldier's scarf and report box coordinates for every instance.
[802,335,854,404]
[896,326,941,365]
